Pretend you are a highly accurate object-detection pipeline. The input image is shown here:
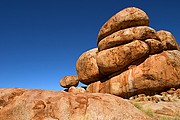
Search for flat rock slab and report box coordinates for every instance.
[0,88,152,120]
[97,7,149,43]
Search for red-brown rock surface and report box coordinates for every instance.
[87,50,180,98]
[144,39,163,54]
[157,30,179,50]
[98,26,158,51]
[97,7,149,43]
[138,101,180,119]
[97,40,149,75]
[0,88,153,120]
[76,48,102,85]
[60,76,79,88]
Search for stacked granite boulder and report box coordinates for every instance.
[60,7,180,98]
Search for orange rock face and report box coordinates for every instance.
[87,50,180,98]
[145,39,163,54]
[157,30,179,50]
[97,40,149,75]
[76,48,102,84]
[98,26,158,51]
[97,7,149,43]
[0,88,152,120]
[60,75,79,88]
[60,7,180,108]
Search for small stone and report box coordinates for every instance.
[138,94,146,97]
[161,92,168,97]
[167,88,176,94]
[60,76,79,88]
[68,86,86,93]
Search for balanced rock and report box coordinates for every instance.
[157,30,179,50]
[0,88,152,120]
[60,75,79,88]
[76,48,102,85]
[97,7,149,43]
[87,50,180,98]
[98,26,158,51]
[97,40,149,75]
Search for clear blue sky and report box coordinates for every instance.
[0,0,180,90]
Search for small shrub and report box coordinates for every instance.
[160,116,180,120]
[131,102,153,117]
[144,108,153,117]
[131,102,142,110]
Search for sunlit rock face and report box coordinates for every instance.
[61,7,180,99]
[0,88,152,120]
[97,7,149,43]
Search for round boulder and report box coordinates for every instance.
[97,40,149,75]
[60,75,79,88]
[97,7,149,43]
[76,48,102,85]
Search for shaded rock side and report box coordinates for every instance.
[145,39,163,54]
[98,26,158,51]
[60,75,79,88]
[0,88,153,120]
[87,50,180,98]
[157,30,179,50]
[97,7,149,43]
[97,40,149,75]
[76,48,102,85]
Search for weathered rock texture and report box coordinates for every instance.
[97,7,149,43]
[76,48,101,85]
[144,39,163,54]
[97,40,149,75]
[87,50,180,98]
[157,30,179,50]
[0,88,153,120]
[60,76,79,88]
[59,7,180,101]
[98,26,158,51]
[138,101,180,119]
[68,86,86,93]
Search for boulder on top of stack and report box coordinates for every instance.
[97,7,149,43]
